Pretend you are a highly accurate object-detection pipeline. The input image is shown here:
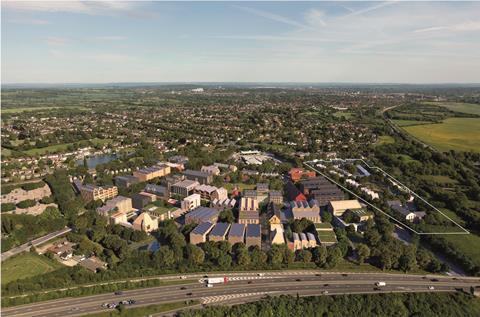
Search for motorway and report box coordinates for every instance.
[1,227,72,262]
[3,271,479,317]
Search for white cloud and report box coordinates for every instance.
[7,18,50,25]
[305,9,327,27]
[45,36,70,46]
[2,0,142,16]
[415,21,480,33]
[233,5,310,30]
[341,1,399,18]
[93,36,127,41]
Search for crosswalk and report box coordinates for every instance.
[202,291,272,304]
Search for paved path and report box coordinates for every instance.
[1,227,71,262]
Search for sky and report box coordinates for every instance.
[2,1,480,84]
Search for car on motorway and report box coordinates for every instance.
[342,274,348,277]
[295,279,302,282]
[206,283,213,288]
[108,303,117,309]
[128,299,136,305]
[101,303,109,308]
[257,273,265,276]
[114,291,123,295]
[248,281,253,284]
[322,290,329,295]
[186,292,193,296]
[324,284,329,287]
[428,286,435,290]
[180,286,187,290]
[180,275,187,279]
[374,287,381,291]
[431,278,439,282]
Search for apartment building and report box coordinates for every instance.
[238,197,260,224]
[132,212,159,233]
[171,179,200,198]
[79,183,118,203]
[209,222,231,242]
[181,193,201,211]
[133,164,171,182]
[190,222,214,245]
[228,223,246,245]
[290,200,321,223]
[183,169,213,185]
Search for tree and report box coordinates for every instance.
[356,244,370,264]
[218,209,235,223]
[268,245,284,266]
[325,246,342,268]
[250,246,267,266]
[154,246,176,268]
[186,244,205,266]
[312,245,327,267]
[297,249,312,263]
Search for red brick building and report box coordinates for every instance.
[288,168,316,182]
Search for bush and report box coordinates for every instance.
[21,181,46,191]
[1,203,16,212]
[16,200,36,209]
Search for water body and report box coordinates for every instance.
[76,153,117,169]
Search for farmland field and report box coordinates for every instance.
[375,135,395,146]
[424,102,480,116]
[392,119,432,127]
[1,253,62,285]
[402,118,480,152]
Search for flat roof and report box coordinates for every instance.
[186,206,220,220]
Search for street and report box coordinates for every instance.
[3,271,479,317]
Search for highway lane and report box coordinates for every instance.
[3,272,479,317]
[1,227,71,262]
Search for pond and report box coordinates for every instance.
[76,153,117,169]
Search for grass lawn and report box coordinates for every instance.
[24,138,112,156]
[1,253,63,285]
[333,111,354,119]
[223,183,256,191]
[2,106,61,114]
[316,231,338,243]
[423,101,480,116]
[420,175,458,185]
[393,120,432,127]
[441,233,480,267]
[75,300,199,317]
[2,147,12,157]
[402,118,480,152]
[375,135,395,146]
[396,154,417,162]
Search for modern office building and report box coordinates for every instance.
[184,206,220,225]
[171,179,200,198]
[183,169,213,185]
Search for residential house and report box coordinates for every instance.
[285,181,307,202]
[288,168,316,182]
[201,165,221,176]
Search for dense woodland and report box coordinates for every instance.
[179,293,480,317]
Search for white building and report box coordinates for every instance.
[181,193,201,211]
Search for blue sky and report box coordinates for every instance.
[2,1,480,83]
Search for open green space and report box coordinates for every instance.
[375,135,395,146]
[82,300,199,317]
[392,119,432,127]
[316,231,338,243]
[402,118,480,152]
[1,106,61,114]
[333,111,354,119]
[223,183,256,191]
[1,253,63,285]
[424,101,480,116]
[420,175,458,185]
[23,138,112,156]
[440,233,480,266]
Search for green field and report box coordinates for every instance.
[375,135,395,146]
[333,111,354,119]
[1,253,62,285]
[223,183,256,191]
[1,106,61,114]
[402,118,480,152]
[79,300,199,317]
[420,175,458,185]
[392,119,432,127]
[24,138,112,156]
[424,102,480,116]
[442,233,480,267]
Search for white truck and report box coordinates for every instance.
[206,277,228,285]
[375,281,386,287]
